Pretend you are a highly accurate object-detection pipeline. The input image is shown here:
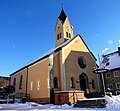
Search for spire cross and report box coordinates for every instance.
[61,3,64,9]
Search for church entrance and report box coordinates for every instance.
[79,73,89,96]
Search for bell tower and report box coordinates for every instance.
[55,9,73,47]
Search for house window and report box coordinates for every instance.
[66,32,68,38]
[114,71,119,77]
[70,77,75,88]
[78,56,86,69]
[19,75,23,89]
[106,73,111,78]
[54,77,58,88]
[116,83,120,89]
[116,91,120,95]
[107,84,113,89]
[92,79,95,89]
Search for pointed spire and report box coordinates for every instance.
[58,8,67,24]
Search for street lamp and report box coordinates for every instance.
[93,68,109,96]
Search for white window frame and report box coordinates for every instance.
[107,83,113,89]
[113,71,119,77]
[106,73,111,79]
[116,83,120,89]
[116,91,120,95]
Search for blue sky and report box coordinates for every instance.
[0,0,120,76]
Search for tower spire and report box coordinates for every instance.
[55,8,73,47]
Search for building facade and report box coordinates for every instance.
[0,76,9,88]
[101,47,120,95]
[10,9,99,103]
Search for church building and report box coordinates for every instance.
[10,9,99,103]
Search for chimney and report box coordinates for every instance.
[118,47,120,55]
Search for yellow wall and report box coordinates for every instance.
[10,35,98,100]
[53,50,63,90]
[62,35,98,92]
[27,58,50,99]
[63,17,73,39]
[55,17,73,47]
[55,19,64,46]
[10,68,27,94]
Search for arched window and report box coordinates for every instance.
[92,79,95,89]
[66,32,68,37]
[13,78,16,91]
[70,77,75,88]
[19,75,23,89]
[54,77,58,88]
[78,56,86,69]
[13,78,16,87]
[69,33,71,38]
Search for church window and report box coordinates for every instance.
[92,79,95,89]
[66,32,68,38]
[13,78,16,91]
[19,75,23,89]
[13,78,16,87]
[37,80,40,90]
[47,78,50,88]
[30,81,33,90]
[57,34,59,40]
[70,77,75,88]
[69,33,71,38]
[60,32,61,38]
[57,33,62,40]
[54,77,58,88]
[78,56,86,69]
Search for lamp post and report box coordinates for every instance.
[93,68,109,96]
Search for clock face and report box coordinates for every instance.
[66,24,69,29]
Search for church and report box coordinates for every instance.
[10,9,99,103]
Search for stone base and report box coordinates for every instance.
[74,98,107,108]
[55,90,84,105]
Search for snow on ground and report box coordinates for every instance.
[0,95,120,110]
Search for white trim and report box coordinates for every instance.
[113,71,119,77]
[106,73,111,79]
[116,91,120,95]
[62,49,67,90]
[116,83,120,89]
[107,83,113,89]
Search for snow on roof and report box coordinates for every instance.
[101,51,120,70]
[26,35,77,66]
[10,34,96,76]
[10,35,77,76]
